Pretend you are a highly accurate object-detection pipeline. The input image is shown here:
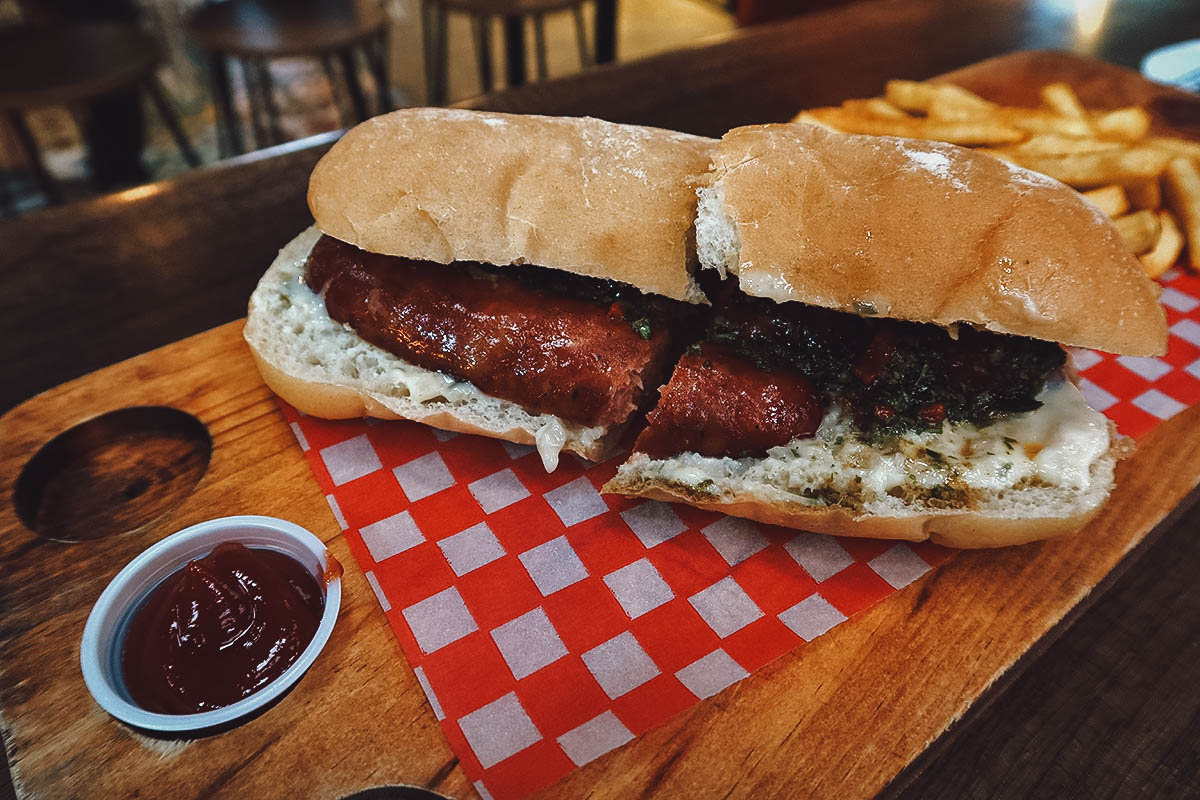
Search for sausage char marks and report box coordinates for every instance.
[304,235,691,428]
[636,279,1067,460]
[634,344,823,459]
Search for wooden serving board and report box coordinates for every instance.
[3,52,1200,800]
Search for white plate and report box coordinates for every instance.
[80,515,341,733]
[1141,39,1200,92]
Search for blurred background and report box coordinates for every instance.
[0,0,1197,218]
[0,0,742,215]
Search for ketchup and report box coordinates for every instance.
[120,542,325,714]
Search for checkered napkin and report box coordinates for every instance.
[280,268,1200,800]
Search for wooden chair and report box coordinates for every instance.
[0,22,200,207]
[423,0,592,105]
[187,0,390,157]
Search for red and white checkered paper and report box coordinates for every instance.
[281,267,1200,800]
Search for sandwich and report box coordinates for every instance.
[247,109,1168,548]
[603,123,1169,547]
[244,108,713,471]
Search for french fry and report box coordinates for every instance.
[1113,210,1162,254]
[842,98,910,119]
[802,107,1024,145]
[995,109,1095,137]
[1093,107,1152,141]
[928,87,998,121]
[1012,134,1124,156]
[1003,147,1172,187]
[883,80,940,113]
[885,80,994,117]
[1041,82,1089,122]
[1125,177,1162,210]
[1147,136,1200,160]
[1163,157,1200,270]
[1140,211,1185,278]
[1082,185,1130,218]
[790,110,841,131]
[792,81,1200,271]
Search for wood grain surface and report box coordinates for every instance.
[1,315,1197,799]
[0,323,473,800]
[2,30,1200,800]
[0,133,338,416]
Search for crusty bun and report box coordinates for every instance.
[605,384,1127,549]
[308,108,714,303]
[696,123,1168,356]
[245,228,620,470]
[597,475,1110,549]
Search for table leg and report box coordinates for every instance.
[5,110,61,205]
[338,48,370,122]
[144,77,201,167]
[504,15,526,87]
[594,0,616,64]
[207,52,243,157]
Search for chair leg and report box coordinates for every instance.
[0,165,16,217]
[321,54,350,128]
[593,0,616,64]
[337,48,370,122]
[144,76,201,167]
[434,2,450,104]
[5,110,61,205]
[253,60,285,145]
[503,15,526,87]
[240,58,270,150]
[572,3,593,68]
[533,13,548,81]
[421,0,436,105]
[366,31,391,113]
[207,53,243,157]
[472,15,494,94]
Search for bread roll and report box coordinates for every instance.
[309,108,715,303]
[696,123,1168,356]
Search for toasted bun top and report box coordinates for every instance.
[308,107,714,303]
[699,123,1169,356]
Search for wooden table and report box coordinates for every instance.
[2,1,1199,797]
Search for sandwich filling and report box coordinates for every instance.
[635,281,1067,460]
[304,235,695,428]
[618,377,1113,516]
[628,278,1107,511]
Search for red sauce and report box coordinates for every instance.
[634,344,825,459]
[120,542,325,714]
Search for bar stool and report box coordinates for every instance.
[0,23,200,207]
[187,0,390,157]
[423,0,592,105]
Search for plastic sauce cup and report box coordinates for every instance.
[80,515,341,733]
